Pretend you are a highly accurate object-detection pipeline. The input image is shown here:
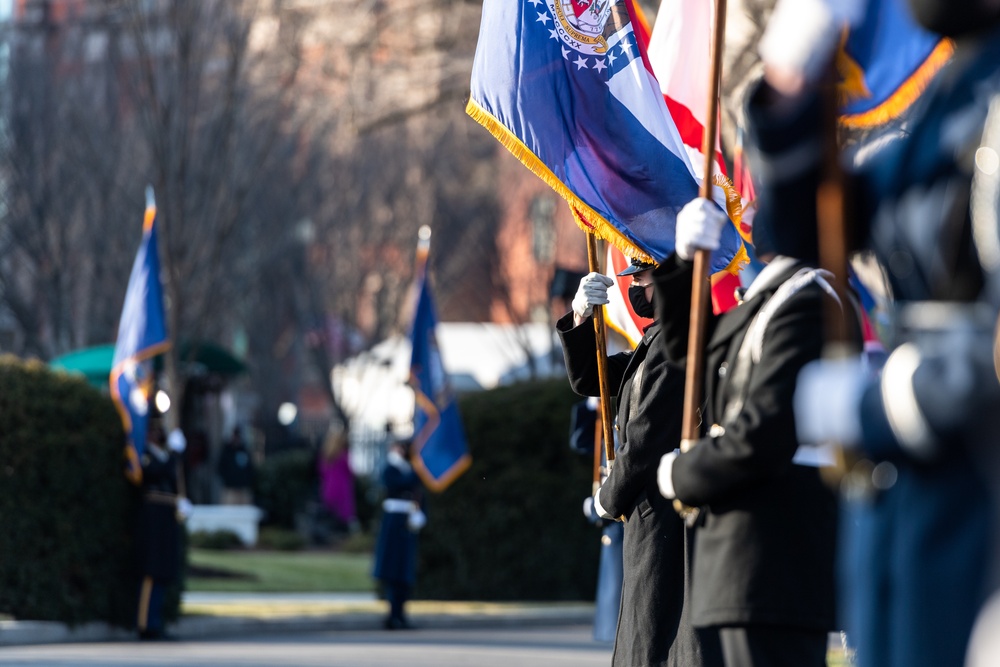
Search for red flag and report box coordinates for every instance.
[646,0,726,180]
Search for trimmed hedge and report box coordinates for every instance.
[253,448,317,529]
[417,378,601,601]
[0,356,181,627]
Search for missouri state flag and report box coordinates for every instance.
[467,0,746,275]
[408,234,472,492]
[110,187,171,484]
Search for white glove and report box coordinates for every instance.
[657,450,679,499]
[176,497,193,521]
[167,428,187,454]
[794,356,867,446]
[675,198,728,261]
[759,0,869,92]
[582,496,601,524]
[572,272,614,319]
[407,508,427,532]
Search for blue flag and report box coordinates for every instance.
[467,0,746,273]
[110,187,170,484]
[839,0,953,129]
[408,237,471,492]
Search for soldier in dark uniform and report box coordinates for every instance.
[653,195,853,666]
[750,1,1000,665]
[135,421,189,641]
[373,439,425,630]
[558,261,719,667]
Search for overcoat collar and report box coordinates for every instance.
[707,257,806,351]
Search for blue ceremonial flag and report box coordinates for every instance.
[408,232,471,492]
[467,0,746,273]
[839,0,953,129]
[110,187,170,484]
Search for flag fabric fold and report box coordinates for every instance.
[408,242,472,492]
[110,190,170,484]
[838,0,953,129]
[467,0,746,275]
[647,0,726,180]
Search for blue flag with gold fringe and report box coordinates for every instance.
[110,187,170,484]
[839,0,953,129]
[408,234,471,492]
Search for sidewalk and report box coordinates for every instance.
[0,593,596,646]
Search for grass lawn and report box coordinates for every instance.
[187,548,375,593]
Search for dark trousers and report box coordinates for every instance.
[696,626,827,667]
[137,576,166,633]
[385,581,411,622]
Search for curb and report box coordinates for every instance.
[0,603,596,646]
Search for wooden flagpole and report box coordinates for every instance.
[586,232,616,489]
[675,0,727,520]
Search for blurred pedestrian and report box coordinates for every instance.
[748,0,1000,664]
[217,426,255,505]
[654,195,854,666]
[373,439,425,630]
[317,428,357,534]
[135,421,191,641]
[559,260,717,666]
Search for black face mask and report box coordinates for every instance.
[628,284,655,319]
[908,0,1000,37]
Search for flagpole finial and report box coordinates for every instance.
[145,185,156,210]
[418,225,432,250]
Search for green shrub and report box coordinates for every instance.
[189,529,245,551]
[254,448,317,528]
[0,355,182,627]
[417,378,601,601]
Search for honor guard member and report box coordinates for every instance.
[749,0,1000,665]
[373,439,426,630]
[558,259,719,667]
[654,195,853,666]
[135,422,190,641]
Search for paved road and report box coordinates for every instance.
[0,624,613,667]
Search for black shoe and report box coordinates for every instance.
[383,617,414,630]
[138,629,179,641]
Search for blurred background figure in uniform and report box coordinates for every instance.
[569,396,624,644]
[373,438,425,630]
[746,0,1000,664]
[317,427,358,535]
[217,425,255,505]
[135,421,191,641]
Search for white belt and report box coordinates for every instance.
[383,499,418,514]
[792,443,838,468]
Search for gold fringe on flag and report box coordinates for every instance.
[839,39,954,130]
[466,98,749,276]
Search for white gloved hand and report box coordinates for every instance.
[167,428,186,454]
[794,356,868,446]
[582,496,601,524]
[407,508,427,532]
[657,450,679,499]
[176,497,193,521]
[675,198,728,261]
[572,272,614,319]
[759,0,869,93]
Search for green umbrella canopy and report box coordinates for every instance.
[49,344,116,387]
[49,340,246,388]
